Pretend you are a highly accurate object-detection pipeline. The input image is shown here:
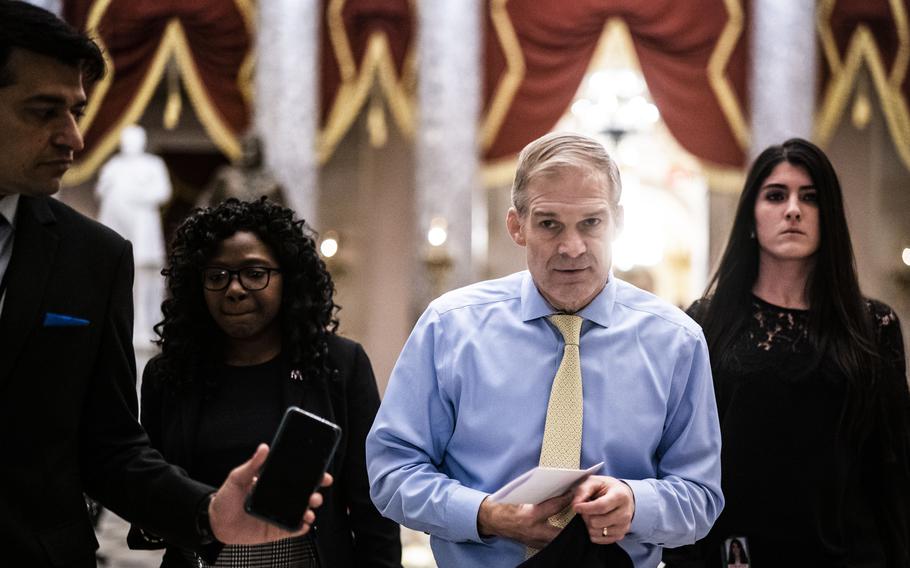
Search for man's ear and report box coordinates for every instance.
[506,207,526,247]
[614,204,625,237]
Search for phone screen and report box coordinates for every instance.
[245,407,341,530]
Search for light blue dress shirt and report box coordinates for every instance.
[367,271,723,568]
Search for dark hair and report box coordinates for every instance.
[0,0,105,87]
[726,538,749,564]
[700,138,879,439]
[150,198,339,393]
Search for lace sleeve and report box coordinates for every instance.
[868,299,907,378]
[866,300,910,563]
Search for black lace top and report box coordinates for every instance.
[664,296,910,568]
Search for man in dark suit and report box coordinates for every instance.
[0,2,327,565]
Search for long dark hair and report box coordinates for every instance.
[726,538,749,564]
[700,138,878,438]
[148,197,339,393]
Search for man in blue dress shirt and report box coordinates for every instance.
[366,132,723,567]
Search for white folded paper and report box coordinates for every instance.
[489,462,604,505]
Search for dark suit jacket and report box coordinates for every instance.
[137,335,402,568]
[0,196,212,567]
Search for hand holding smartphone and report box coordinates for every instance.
[244,407,342,531]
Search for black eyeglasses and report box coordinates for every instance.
[202,266,281,291]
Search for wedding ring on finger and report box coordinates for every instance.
[602,527,609,537]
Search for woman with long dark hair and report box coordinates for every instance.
[664,138,910,566]
[129,198,401,567]
[726,538,748,565]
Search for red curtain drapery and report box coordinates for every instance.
[481,0,750,169]
[817,0,910,169]
[317,0,415,162]
[64,0,748,178]
[64,0,253,185]
[62,1,910,181]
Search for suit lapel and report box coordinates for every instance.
[281,368,334,421]
[0,196,58,387]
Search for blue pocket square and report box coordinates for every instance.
[43,312,90,327]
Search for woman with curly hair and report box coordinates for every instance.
[129,198,401,568]
[663,139,910,567]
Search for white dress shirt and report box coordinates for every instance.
[0,193,21,316]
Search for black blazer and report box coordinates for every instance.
[0,196,212,567]
[138,335,402,568]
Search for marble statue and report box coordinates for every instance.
[95,125,171,351]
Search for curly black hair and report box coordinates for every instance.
[148,197,339,393]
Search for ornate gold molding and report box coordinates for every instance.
[816,0,910,170]
[707,0,750,150]
[69,4,252,184]
[479,0,526,151]
[76,0,114,136]
[171,20,243,160]
[234,0,256,107]
[67,15,178,185]
[319,0,416,163]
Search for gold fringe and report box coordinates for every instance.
[163,62,182,130]
[66,17,179,186]
[328,0,357,82]
[707,0,750,150]
[479,19,640,183]
[852,88,872,129]
[77,0,114,136]
[816,0,910,170]
[319,31,416,163]
[234,0,256,109]
[170,21,242,160]
[478,19,627,184]
[481,11,749,171]
[367,91,389,148]
[69,4,253,184]
[818,0,842,75]
[480,0,526,151]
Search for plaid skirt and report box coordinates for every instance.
[183,534,319,567]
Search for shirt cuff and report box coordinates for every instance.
[445,484,490,543]
[622,478,658,539]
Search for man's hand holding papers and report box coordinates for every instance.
[477,462,604,548]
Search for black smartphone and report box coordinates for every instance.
[244,406,342,530]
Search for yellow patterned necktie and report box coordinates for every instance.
[538,314,584,528]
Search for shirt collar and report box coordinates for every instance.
[520,270,616,328]
[0,194,20,229]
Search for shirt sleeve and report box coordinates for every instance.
[623,327,724,546]
[366,307,489,543]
